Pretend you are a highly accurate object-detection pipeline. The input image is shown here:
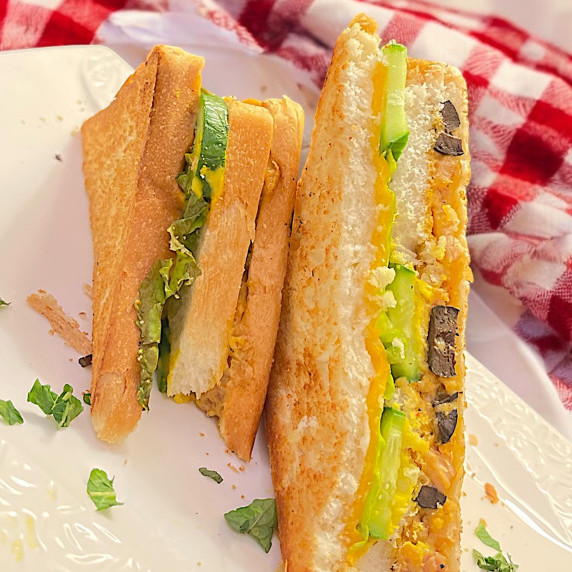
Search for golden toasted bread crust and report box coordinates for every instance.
[167,99,274,397]
[265,21,373,570]
[82,46,203,442]
[27,291,92,355]
[215,98,304,461]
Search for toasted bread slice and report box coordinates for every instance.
[265,16,470,571]
[82,46,203,442]
[167,100,274,398]
[196,97,304,460]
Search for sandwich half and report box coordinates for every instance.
[82,46,303,460]
[266,14,471,571]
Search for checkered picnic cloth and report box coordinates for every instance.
[1,0,571,409]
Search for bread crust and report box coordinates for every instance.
[212,98,304,461]
[82,46,203,442]
[167,99,274,397]
[266,19,381,571]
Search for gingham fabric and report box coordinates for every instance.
[1,0,571,408]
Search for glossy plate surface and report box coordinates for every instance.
[0,46,570,571]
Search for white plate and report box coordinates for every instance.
[0,46,571,571]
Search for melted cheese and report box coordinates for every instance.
[345,59,394,564]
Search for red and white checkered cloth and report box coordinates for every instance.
[1,0,571,409]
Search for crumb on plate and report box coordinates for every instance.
[484,482,499,504]
[27,290,92,354]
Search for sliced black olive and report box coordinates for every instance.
[436,409,458,444]
[415,485,447,509]
[79,354,93,367]
[434,133,463,156]
[432,387,459,407]
[441,100,460,132]
[427,306,459,378]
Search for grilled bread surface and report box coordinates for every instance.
[82,46,203,442]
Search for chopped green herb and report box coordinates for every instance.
[474,522,518,571]
[224,498,277,553]
[0,399,23,425]
[473,550,518,571]
[199,467,223,483]
[27,379,84,428]
[0,297,9,308]
[87,468,123,511]
[475,521,501,551]
[52,384,84,428]
[82,392,92,406]
[27,379,58,414]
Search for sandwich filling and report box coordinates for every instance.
[135,89,229,409]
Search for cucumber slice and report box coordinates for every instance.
[366,407,406,539]
[380,43,409,163]
[384,264,420,381]
[177,90,228,201]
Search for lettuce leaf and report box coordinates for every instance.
[27,379,83,428]
[135,92,228,409]
[224,499,277,553]
[87,468,123,511]
[0,399,23,425]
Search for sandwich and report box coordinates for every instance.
[81,46,303,461]
[265,14,471,571]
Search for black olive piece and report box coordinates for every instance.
[79,354,93,367]
[427,306,459,377]
[436,409,458,444]
[432,387,459,407]
[415,485,447,509]
[440,100,460,132]
[434,133,463,156]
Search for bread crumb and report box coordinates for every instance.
[27,291,92,354]
[227,463,240,473]
[232,485,236,490]
[83,284,92,298]
[469,433,478,446]
[199,432,204,437]
[484,482,499,504]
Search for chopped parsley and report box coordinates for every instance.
[87,468,123,511]
[224,498,277,553]
[474,521,518,571]
[0,297,9,308]
[0,399,23,425]
[27,379,84,428]
[199,467,223,483]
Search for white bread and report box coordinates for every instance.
[167,100,274,397]
[266,15,470,572]
[196,97,304,461]
[82,46,203,443]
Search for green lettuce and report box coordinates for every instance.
[474,522,518,571]
[0,399,23,425]
[27,379,83,428]
[224,498,277,553]
[87,468,123,511]
[135,91,228,409]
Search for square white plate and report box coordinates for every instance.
[0,45,571,571]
